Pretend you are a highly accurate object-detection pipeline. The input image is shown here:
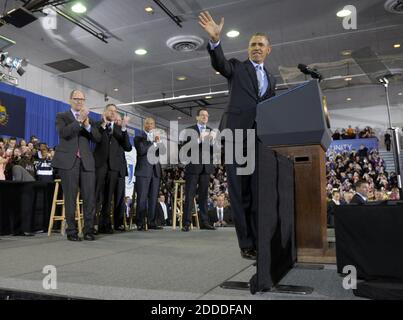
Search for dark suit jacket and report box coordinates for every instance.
[134,131,166,178]
[208,207,233,225]
[183,124,215,175]
[93,122,132,177]
[155,201,172,225]
[350,194,367,205]
[208,43,276,131]
[52,110,101,171]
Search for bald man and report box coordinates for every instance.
[134,118,166,230]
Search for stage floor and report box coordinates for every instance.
[0,227,363,300]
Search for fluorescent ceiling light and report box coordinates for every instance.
[226,30,240,38]
[176,76,187,81]
[135,49,147,55]
[394,43,401,49]
[145,6,154,13]
[337,9,351,17]
[117,90,229,107]
[71,2,87,14]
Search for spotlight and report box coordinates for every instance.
[0,52,28,76]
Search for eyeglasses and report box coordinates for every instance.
[72,98,86,102]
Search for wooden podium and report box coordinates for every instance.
[257,80,334,263]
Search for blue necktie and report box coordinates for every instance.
[256,65,265,97]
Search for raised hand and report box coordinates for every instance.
[122,116,130,129]
[198,11,224,42]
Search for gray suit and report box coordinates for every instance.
[134,131,166,227]
[52,110,101,236]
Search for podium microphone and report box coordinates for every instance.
[297,64,323,82]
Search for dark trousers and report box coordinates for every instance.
[96,165,120,230]
[183,172,210,226]
[113,177,126,227]
[135,174,160,227]
[225,131,258,250]
[58,158,95,236]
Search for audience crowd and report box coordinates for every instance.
[0,135,54,182]
[326,147,400,203]
[332,125,376,140]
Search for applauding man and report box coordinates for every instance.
[52,90,101,241]
[94,104,132,234]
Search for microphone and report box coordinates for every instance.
[297,64,323,81]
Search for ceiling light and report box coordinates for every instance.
[177,117,182,120]
[337,9,352,17]
[176,76,187,81]
[398,92,403,96]
[113,88,119,92]
[215,71,220,75]
[341,50,352,56]
[346,98,352,101]
[226,30,240,38]
[71,2,87,14]
[345,77,352,81]
[145,6,154,13]
[394,43,401,48]
[205,95,213,99]
[135,49,147,55]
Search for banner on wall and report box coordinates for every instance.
[125,147,137,198]
[0,91,26,138]
[327,138,379,155]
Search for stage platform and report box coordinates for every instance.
[0,228,363,300]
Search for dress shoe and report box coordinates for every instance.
[114,226,126,232]
[93,229,99,235]
[84,234,95,241]
[137,225,147,231]
[148,225,163,230]
[240,248,257,260]
[200,224,216,230]
[67,234,82,242]
[181,225,190,232]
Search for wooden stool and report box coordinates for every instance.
[47,179,84,236]
[172,180,200,230]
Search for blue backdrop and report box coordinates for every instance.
[0,82,102,147]
[327,138,379,155]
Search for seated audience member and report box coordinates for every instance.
[357,144,368,158]
[374,189,386,201]
[350,180,369,204]
[156,193,171,226]
[332,129,341,140]
[389,187,400,201]
[0,148,7,180]
[343,191,354,204]
[327,190,343,228]
[7,136,17,150]
[208,194,233,227]
[35,147,54,182]
[346,125,355,139]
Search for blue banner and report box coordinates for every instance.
[327,138,379,155]
[0,91,26,138]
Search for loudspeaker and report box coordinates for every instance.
[2,7,38,28]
